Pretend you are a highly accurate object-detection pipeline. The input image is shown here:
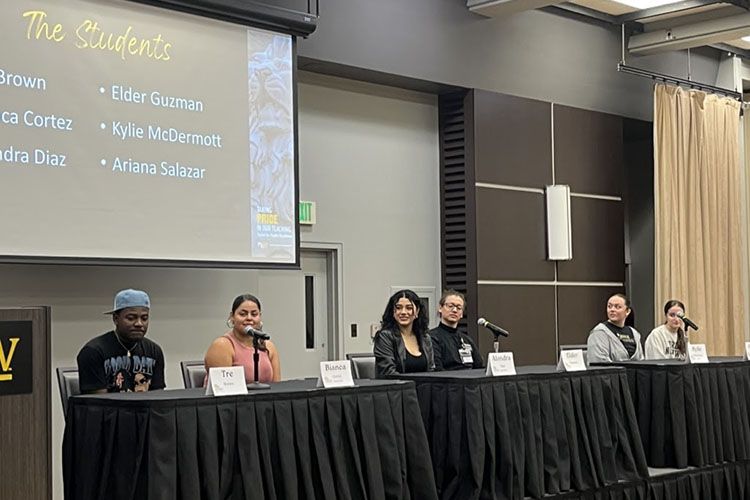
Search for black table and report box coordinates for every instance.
[605,357,750,469]
[398,366,649,500]
[63,379,438,500]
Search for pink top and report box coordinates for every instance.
[223,333,274,383]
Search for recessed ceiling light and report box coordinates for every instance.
[612,0,684,8]
[743,36,750,43]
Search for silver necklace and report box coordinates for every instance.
[113,331,138,359]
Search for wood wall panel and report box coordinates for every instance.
[474,90,552,188]
[442,90,628,365]
[557,286,624,347]
[475,188,554,281]
[554,105,623,197]
[557,197,625,283]
[478,285,557,365]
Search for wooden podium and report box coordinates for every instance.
[0,307,51,500]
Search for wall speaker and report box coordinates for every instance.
[545,184,572,261]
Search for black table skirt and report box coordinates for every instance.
[609,358,750,468]
[399,367,649,500]
[62,379,438,500]
[549,460,750,500]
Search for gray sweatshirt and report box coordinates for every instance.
[586,322,644,363]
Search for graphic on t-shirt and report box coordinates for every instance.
[663,340,680,357]
[103,354,156,392]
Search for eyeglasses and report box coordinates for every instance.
[443,303,464,311]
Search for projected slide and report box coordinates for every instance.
[0,0,296,265]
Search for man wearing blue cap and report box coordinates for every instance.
[77,289,165,393]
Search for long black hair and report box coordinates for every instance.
[664,299,687,356]
[377,289,429,337]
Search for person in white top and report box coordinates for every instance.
[644,300,687,360]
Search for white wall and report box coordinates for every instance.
[0,72,440,499]
[297,72,441,352]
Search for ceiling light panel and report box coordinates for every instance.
[612,0,684,8]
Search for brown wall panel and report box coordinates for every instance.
[557,286,624,347]
[557,197,625,283]
[477,285,557,365]
[473,90,552,188]
[475,188,554,281]
[446,89,632,362]
[554,105,623,197]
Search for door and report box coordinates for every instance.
[257,249,333,379]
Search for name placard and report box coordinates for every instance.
[205,366,248,396]
[745,342,750,361]
[485,352,516,376]
[687,343,709,364]
[556,349,587,372]
[316,360,355,388]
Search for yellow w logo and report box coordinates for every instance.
[0,338,19,380]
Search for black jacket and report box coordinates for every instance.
[373,329,436,377]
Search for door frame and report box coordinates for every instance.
[300,242,344,361]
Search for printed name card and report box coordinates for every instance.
[687,343,709,364]
[556,349,587,372]
[316,360,355,388]
[745,342,750,361]
[485,352,516,376]
[205,366,248,396]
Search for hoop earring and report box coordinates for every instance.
[226,318,234,328]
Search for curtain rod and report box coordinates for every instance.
[617,63,742,101]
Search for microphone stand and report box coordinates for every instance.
[247,336,270,390]
[493,333,500,353]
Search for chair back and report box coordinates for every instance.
[180,360,207,388]
[56,367,80,416]
[345,352,376,379]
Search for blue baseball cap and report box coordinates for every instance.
[104,289,151,314]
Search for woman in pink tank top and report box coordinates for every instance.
[204,294,281,384]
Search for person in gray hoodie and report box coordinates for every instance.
[587,293,643,363]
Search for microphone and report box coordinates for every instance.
[243,325,271,340]
[477,317,509,337]
[676,312,699,331]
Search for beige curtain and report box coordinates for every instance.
[654,83,744,355]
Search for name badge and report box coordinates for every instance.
[316,360,355,388]
[687,343,709,364]
[459,345,473,364]
[485,352,516,376]
[205,366,248,396]
[745,342,750,361]
[556,349,587,372]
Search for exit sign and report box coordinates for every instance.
[299,201,316,225]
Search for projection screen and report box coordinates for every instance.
[0,0,298,267]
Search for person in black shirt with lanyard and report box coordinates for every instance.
[429,290,483,370]
[586,293,644,363]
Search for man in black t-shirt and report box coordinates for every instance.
[77,289,165,393]
[429,290,483,370]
